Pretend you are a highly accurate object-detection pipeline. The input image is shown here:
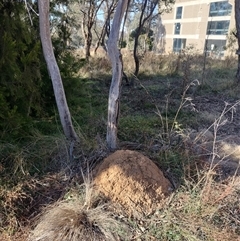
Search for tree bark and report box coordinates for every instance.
[133,0,158,76]
[81,0,104,60]
[38,0,79,142]
[83,30,92,58]
[106,0,128,150]
[235,0,240,82]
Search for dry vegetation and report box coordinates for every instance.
[1,49,240,241]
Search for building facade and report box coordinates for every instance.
[161,0,235,57]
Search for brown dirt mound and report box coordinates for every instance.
[93,150,171,216]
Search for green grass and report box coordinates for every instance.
[1,53,240,240]
[119,115,161,142]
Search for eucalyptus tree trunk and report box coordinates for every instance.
[38,0,79,142]
[80,0,104,60]
[133,0,158,76]
[235,0,240,82]
[106,0,128,150]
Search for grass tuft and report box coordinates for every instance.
[29,177,124,241]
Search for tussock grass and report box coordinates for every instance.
[29,177,124,241]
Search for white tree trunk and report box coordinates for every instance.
[38,0,79,142]
[235,0,240,82]
[106,0,128,150]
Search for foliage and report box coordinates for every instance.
[158,0,175,14]
[0,2,42,138]
[0,1,86,141]
[225,28,238,56]
[129,26,154,39]
[129,26,154,51]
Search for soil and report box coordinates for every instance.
[93,150,172,216]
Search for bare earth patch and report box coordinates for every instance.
[93,150,171,216]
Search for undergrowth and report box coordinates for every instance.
[1,51,240,240]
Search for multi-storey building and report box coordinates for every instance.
[161,0,235,57]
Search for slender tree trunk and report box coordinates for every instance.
[94,1,116,54]
[94,18,109,54]
[133,30,141,76]
[133,0,158,76]
[81,17,91,60]
[81,0,103,60]
[133,0,147,76]
[84,31,92,59]
[235,0,240,82]
[38,0,79,142]
[106,0,128,150]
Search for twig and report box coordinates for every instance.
[24,0,33,25]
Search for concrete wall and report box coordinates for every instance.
[161,0,236,56]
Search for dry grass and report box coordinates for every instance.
[150,175,240,241]
[1,50,240,240]
[28,177,123,241]
[29,202,117,241]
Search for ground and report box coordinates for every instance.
[118,72,240,178]
[1,54,240,240]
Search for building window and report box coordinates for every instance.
[209,1,232,17]
[176,7,183,19]
[207,20,230,35]
[205,39,226,57]
[174,23,181,35]
[173,38,186,52]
